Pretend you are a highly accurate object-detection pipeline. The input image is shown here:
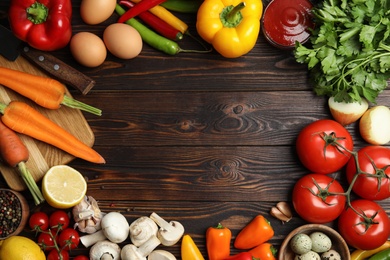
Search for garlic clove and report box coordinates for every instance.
[270,202,292,223]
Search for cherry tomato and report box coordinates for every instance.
[47,249,69,260]
[346,146,390,200]
[28,212,49,231]
[73,256,89,260]
[296,119,353,174]
[292,173,346,223]
[49,211,70,231]
[37,231,56,251]
[58,228,80,250]
[338,199,390,250]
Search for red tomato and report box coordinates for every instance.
[49,211,70,231]
[296,119,353,174]
[346,146,390,200]
[292,173,346,223]
[28,212,49,231]
[338,199,390,250]
[47,249,69,260]
[58,228,80,250]
[73,256,89,260]
[37,231,56,251]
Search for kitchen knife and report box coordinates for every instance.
[0,25,95,95]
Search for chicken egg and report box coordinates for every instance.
[70,32,107,68]
[80,0,117,25]
[103,23,143,60]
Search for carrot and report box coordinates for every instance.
[0,101,105,164]
[0,66,102,116]
[0,119,45,205]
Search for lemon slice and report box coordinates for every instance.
[42,165,87,209]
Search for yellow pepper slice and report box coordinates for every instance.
[196,0,263,58]
[181,234,205,260]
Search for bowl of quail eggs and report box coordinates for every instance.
[279,224,350,260]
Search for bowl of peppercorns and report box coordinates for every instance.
[0,188,29,239]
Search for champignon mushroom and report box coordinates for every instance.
[80,211,129,247]
[149,212,184,246]
[129,216,158,246]
[121,234,161,260]
[148,250,177,260]
[89,240,121,260]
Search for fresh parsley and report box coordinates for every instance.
[294,0,390,103]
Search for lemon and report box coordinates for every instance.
[0,236,45,260]
[42,165,87,209]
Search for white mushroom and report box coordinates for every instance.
[148,250,177,260]
[121,235,161,260]
[129,216,158,246]
[80,211,129,247]
[89,240,121,260]
[149,212,184,246]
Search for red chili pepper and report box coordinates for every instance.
[8,0,72,51]
[119,0,183,41]
[118,0,167,23]
[223,252,256,260]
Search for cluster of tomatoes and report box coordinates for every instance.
[292,119,390,250]
[28,210,88,260]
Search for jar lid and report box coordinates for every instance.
[262,0,315,49]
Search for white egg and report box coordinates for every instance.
[290,233,312,255]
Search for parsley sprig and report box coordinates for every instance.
[294,0,390,103]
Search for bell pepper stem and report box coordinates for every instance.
[27,2,49,24]
[221,2,246,27]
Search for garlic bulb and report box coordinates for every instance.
[73,196,104,233]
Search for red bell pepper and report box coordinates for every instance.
[8,0,72,51]
[223,252,257,260]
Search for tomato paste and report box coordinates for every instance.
[262,0,314,49]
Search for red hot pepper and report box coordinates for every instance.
[118,0,167,23]
[9,0,72,51]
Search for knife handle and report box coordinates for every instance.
[21,46,95,95]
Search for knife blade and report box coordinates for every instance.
[0,25,95,95]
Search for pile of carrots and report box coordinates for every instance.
[0,66,105,204]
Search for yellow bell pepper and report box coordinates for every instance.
[181,234,205,260]
[196,0,263,58]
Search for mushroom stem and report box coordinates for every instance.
[80,230,107,247]
[150,212,174,232]
[138,235,161,257]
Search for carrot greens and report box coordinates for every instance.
[294,0,390,104]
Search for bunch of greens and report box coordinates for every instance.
[295,0,390,103]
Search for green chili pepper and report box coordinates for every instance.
[115,4,211,55]
[369,248,390,260]
[160,0,203,13]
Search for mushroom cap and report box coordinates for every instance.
[101,212,129,243]
[129,216,158,246]
[89,240,121,260]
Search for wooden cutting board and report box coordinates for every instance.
[0,55,95,191]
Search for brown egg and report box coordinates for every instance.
[70,32,107,68]
[103,23,143,60]
[80,0,117,25]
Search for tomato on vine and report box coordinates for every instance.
[338,199,390,250]
[29,212,49,231]
[58,228,80,250]
[296,119,353,174]
[292,173,346,223]
[47,249,69,260]
[49,211,70,231]
[346,146,390,200]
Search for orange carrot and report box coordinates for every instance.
[0,66,102,116]
[0,101,105,164]
[0,119,45,205]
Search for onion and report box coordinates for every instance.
[359,105,390,145]
[328,97,368,126]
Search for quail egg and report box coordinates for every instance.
[290,233,312,255]
[310,232,332,253]
[321,249,341,260]
[294,251,321,260]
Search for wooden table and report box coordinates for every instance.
[1,0,389,258]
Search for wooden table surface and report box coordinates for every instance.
[1,0,390,259]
